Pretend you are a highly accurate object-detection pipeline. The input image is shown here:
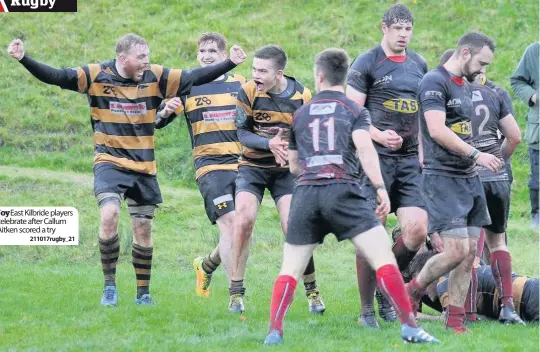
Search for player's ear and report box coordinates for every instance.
[276,69,284,80]
[118,54,127,65]
[381,22,388,35]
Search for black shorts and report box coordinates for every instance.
[482,180,510,233]
[235,165,294,203]
[422,174,490,234]
[286,183,381,245]
[93,162,162,205]
[362,155,424,213]
[197,170,236,224]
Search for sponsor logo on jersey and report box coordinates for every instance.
[110,102,147,116]
[472,90,484,102]
[373,74,392,86]
[202,109,236,123]
[447,98,462,108]
[309,102,337,115]
[450,121,472,135]
[425,90,443,98]
[383,99,418,113]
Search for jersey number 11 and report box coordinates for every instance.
[309,117,335,152]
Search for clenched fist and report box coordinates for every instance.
[161,97,183,118]
[229,45,247,65]
[8,39,25,61]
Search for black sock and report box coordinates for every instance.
[229,280,245,296]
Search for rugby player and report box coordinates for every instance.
[7,34,246,306]
[230,45,325,314]
[405,31,501,333]
[346,4,428,327]
[264,48,438,346]
[155,32,246,298]
[402,248,538,323]
[439,49,524,325]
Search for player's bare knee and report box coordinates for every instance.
[441,235,469,265]
[99,200,120,236]
[403,221,428,248]
[132,216,153,244]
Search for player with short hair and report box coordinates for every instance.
[439,49,524,325]
[264,48,438,346]
[155,32,246,298]
[230,44,325,314]
[405,31,501,333]
[346,4,428,327]
[7,34,246,306]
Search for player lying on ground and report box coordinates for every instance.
[438,49,524,325]
[263,48,438,346]
[230,45,325,314]
[401,242,538,323]
[7,34,246,306]
[155,32,246,298]
[346,4,428,327]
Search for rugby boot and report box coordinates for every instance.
[358,311,380,329]
[499,305,526,326]
[307,289,326,314]
[134,294,156,305]
[193,256,212,297]
[401,324,439,344]
[264,330,283,345]
[228,293,245,313]
[376,288,397,321]
[100,285,118,307]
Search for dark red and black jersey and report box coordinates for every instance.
[347,45,428,156]
[470,83,513,181]
[289,90,371,185]
[418,66,476,177]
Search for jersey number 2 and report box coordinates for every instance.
[309,117,335,152]
[475,104,490,136]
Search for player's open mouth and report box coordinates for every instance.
[203,60,214,65]
[398,40,406,45]
[254,80,264,91]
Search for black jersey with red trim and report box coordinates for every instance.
[347,45,428,156]
[470,83,513,181]
[418,66,476,177]
[289,90,371,185]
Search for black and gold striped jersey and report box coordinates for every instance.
[235,76,311,168]
[70,60,195,175]
[171,73,246,179]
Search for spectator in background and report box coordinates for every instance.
[510,42,540,229]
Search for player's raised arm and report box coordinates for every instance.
[8,39,89,93]
[169,45,247,98]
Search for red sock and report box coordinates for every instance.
[269,275,297,336]
[355,251,376,313]
[476,229,485,258]
[465,266,478,320]
[392,235,418,271]
[446,305,467,332]
[376,264,417,327]
[491,251,514,308]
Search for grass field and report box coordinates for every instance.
[0,0,539,351]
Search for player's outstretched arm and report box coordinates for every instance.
[499,114,521,159]
[7,39,82,92]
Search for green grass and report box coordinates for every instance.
[0,0,539,350]
[0,174,537,351]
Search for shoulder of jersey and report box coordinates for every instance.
[227,73,247,84]
[352,46,379,62]
[409,51,428,65]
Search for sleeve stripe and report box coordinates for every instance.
[76,67,88,94]
[166,69,182,98]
